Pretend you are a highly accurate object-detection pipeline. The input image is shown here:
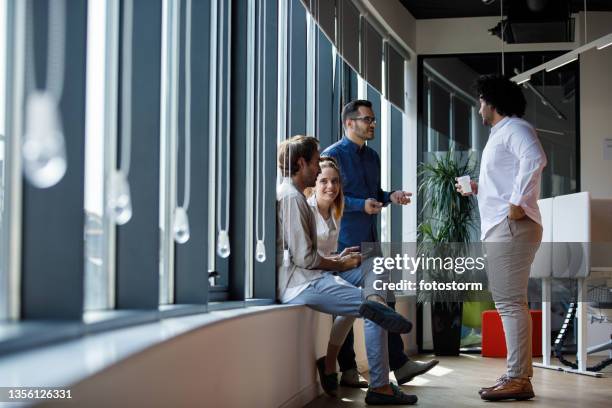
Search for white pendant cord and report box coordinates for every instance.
[255,0,262,242]
[173,0,192,244]
[287,0,293,138]
[224,0,232,229]
[106,0,135,225]
[500,0,505,76]
[584,0,588,44]
[23,0,68,189]
[282,144,292,267]
[26,0,66,99]
[182,0,192,211]
[216,0,225,234]
[216,0,231,257]
[281,0,294,266]
[255,0,267,262]
[120,0,134,176]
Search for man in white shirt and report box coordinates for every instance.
[456,75,547,402]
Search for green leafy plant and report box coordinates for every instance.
[417,150,478,244]
[417,150,480,304]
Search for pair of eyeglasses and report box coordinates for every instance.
[351,116,377,124]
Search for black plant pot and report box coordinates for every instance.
[431,302,463,356]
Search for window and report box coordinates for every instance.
[0,0,7,320]
[304,0,410,246]
[287,0,308,136]
[1,0,411,352]
[84,0,115,312]
[367,85,383,239]
[419,53,579,203]
[251,0,278,300]
[389,104,404,243]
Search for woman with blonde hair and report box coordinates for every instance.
[305,157,365,396]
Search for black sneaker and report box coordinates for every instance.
[365,383,418,405]
[316,357,338,397]
[359,300,413,333]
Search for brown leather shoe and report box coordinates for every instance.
[478,374,508,395]
[480,377,535,401]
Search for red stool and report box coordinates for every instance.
[481,310,542,357]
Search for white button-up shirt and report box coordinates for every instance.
[307,194,340,257]
[477,116,547,240]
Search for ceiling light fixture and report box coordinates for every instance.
[596,37,612,50]
[511,32,612,83]
[545,55,579,72]
[515,75,531,85]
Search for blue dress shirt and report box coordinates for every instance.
[321,136,392,251]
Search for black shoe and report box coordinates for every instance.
[365,383,418,405]
[316,357,338,397]
[359,300,413,333]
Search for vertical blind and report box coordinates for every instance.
[362,17,382,93]
[338,0,360,74]
[385,42,405,110]
[301,0,408,111]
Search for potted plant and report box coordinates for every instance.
[417,150,479,356]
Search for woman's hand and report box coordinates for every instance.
[338,246,360,258]
[339,253,362,271]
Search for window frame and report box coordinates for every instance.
[0,0,21,321]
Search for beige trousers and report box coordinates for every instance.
[484,216,542,379]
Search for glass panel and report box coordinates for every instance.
[315,27,334,148]
[288,0,307,135]
[0,0,7,319]
[338,0,359,73]
[362,19,382,93]
[210,0,231,292]
[83,0,113,311]
[421,53,578,200]
[159,0,179,303]
[390,104,403,243]
[386,44,404,110]
[419,53,579,349]
[453,97,470,151]
[367,85,382,240]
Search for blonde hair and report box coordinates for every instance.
[305,156,344,220]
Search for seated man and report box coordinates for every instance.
[276,135,417,405]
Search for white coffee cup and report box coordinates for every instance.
[457,175,472,194]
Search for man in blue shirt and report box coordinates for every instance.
[322,100,438,387]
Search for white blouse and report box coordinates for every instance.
[307,194,340,257]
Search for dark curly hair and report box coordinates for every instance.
[474,75,526,118]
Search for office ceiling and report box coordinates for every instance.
[399,0,612,19]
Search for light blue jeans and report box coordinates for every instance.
[287,259,390,388]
